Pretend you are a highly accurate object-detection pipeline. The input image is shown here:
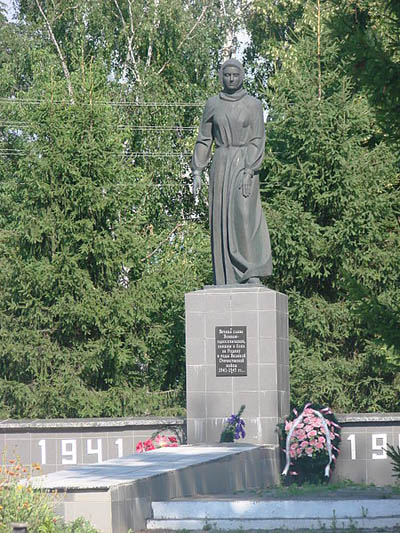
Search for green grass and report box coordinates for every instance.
[233,479,400,499]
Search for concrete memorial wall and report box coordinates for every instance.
[1,413,399,485]
[0,417,185,476]
[331,413,400,485]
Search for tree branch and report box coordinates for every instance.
[112,0,125,25]
[317,0,322,101]
[141,223,183,262]
[34,0,74,102]
[146,0,160,68]
[156,5,208,76]
[113,0,141,83]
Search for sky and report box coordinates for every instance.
[1,0,16,21]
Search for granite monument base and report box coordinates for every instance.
[185,286,289,446]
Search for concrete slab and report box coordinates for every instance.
[148,498,400,530]
[31,444,256,490]
[146,516,400,530]
[29,444,279,533]
[152,498,400,519]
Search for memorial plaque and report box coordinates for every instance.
[215,326,247,376]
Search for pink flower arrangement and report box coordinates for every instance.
[280,403,341,484]
[283,406,340,461]
[136,435,179,453]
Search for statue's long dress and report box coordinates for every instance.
[192,89,272,285]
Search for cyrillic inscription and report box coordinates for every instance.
[215,326,247,376]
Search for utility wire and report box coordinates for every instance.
[0,150,192,157]
[0,98,204,107]
[0,181,195,189]
[0,122,30,126]
[0,148,192,154]
[0,122,197,131]
[128,126,196,131]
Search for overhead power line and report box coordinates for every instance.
[0,181,194,189]
[129,126,196,131]
[0,122,30,126]
[0,98,204,107]
[0,122,197,131]
[0,149,192,157]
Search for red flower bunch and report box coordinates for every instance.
[136,434,179,453]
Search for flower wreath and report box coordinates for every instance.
[280,403,341,481]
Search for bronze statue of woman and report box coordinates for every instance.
[191,58,272,285]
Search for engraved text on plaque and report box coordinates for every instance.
[215,326,247,376]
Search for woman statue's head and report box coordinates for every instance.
[219,58,245,93]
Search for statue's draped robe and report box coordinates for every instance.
[192,89,272,284]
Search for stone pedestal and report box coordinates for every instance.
[185,286,289,445]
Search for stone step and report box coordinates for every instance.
[147,499,400,530]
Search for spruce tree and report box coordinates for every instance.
[254,29,400,411]
[0,0,231,417]
[0,64,210,417]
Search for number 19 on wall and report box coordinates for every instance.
[346,433,395,460]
